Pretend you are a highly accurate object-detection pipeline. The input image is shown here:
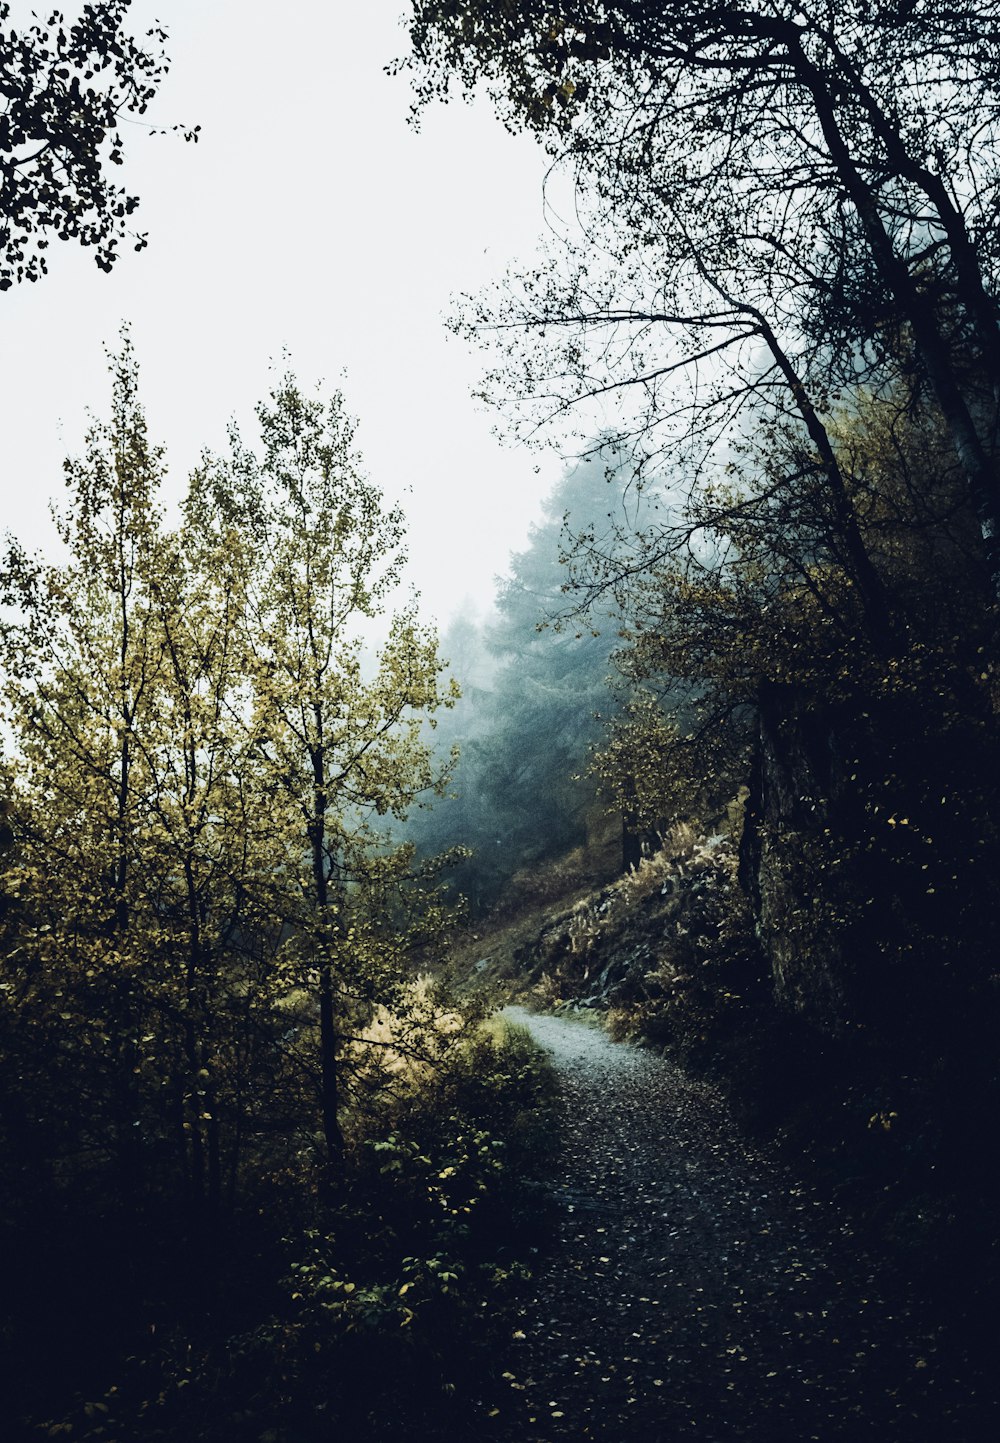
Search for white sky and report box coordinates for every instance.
[0,0,566,625]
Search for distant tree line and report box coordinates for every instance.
[400,449,669,913]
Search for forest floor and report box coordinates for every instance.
[481,1008,996,1443]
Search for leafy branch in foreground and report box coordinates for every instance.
[0,1,199,290]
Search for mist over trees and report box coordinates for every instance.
[401,447,663,912]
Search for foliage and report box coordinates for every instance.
[399,0,1000,913]
[599,833,765,1070]
[401,449,641,912]
[265,1020,555,1438]
[403,2,1000,590]
[400,1,1000,872]
[0,1,197,290]
[0,337,258,1225]
[34,1020,556,1443]
[188,377,460,1175]
[509,823,765,1059]
[0,342,489,1437]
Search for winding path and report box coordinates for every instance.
[486,1008,992,1442]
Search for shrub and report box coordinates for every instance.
[43,1018,557,1443]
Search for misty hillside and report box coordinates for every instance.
[398,448,657,913]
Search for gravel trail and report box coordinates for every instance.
[486,1007,993,1443]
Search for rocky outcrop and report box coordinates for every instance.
[498,833,768,1079]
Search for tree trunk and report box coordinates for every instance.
[794,40,1000,596]
[318,960,345,1182]
[311,737,345,1184]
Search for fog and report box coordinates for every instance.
[0,0,564,622]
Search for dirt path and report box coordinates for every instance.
[485,1008,993,1442]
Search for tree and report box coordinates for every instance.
[401,5,1000,1004]
[402,1,1000,593]
[0,340,273,1223]
[401,448,654,908]
[581,386,1000,1029]
[483,450,644,867]
[0,1,197,290]
[192,378,459,1180]
[0,341,169,1206]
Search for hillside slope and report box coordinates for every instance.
[457,824,1000,1355]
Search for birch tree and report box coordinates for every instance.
[0,344,268,1220]
[192,378,458,1181]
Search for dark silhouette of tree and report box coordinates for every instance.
[0,1,197,290]
[402,1,1000,592]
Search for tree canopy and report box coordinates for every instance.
[0,342,461,1214]
[403,1,1000,592]
[0,1,196,289]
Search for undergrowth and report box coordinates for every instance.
[33,1019,558,1443]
